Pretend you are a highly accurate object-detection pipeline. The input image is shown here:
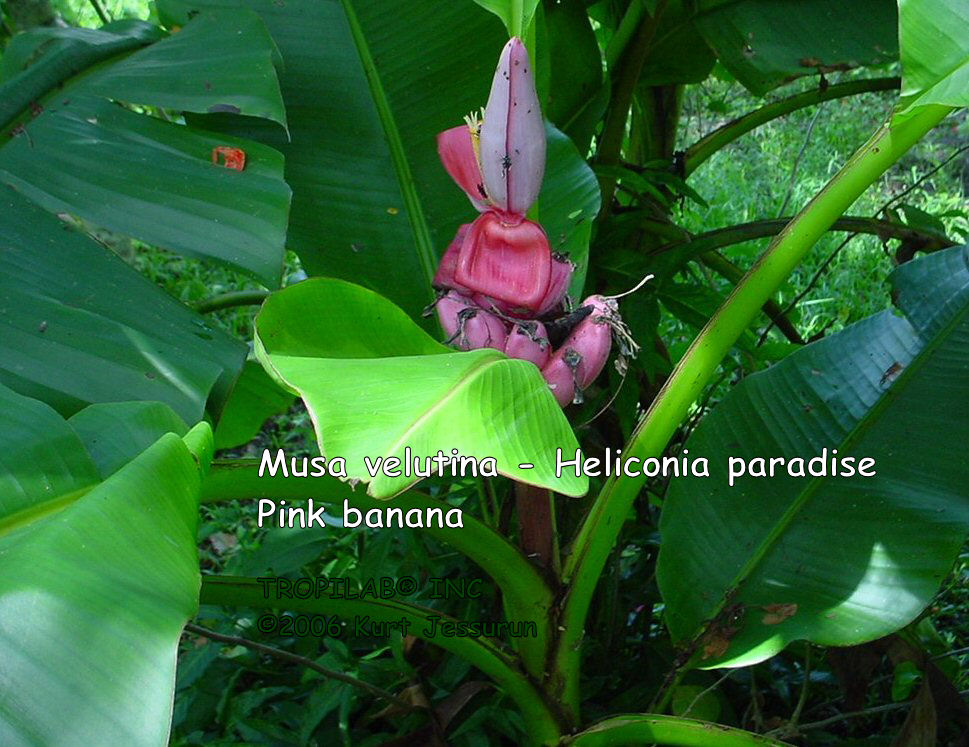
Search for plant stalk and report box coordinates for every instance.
[684,77,901,176]
[515,481,559,575]
[595,0,668,213]
[554,104,953,713]
[88,0,111,25]
[641,215,954,261]
[184,622,416,711]
[193,289,269,313]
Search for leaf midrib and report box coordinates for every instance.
[377,351,509,468]
[339,0,437,296]
[0,484,96,539]
[695,284,969,639]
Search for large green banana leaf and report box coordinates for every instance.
[657,245,969,667]
[897,0,969,115]
[0,189,245,423]
[695,0,897,95]
[0,10,290,287]
[0,9,292,422]
[0,387,210,745]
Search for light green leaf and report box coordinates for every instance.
[0,385,209,745]
[254,278,587,498]
[657,246,969,667]
[0,189,246,424]
[897,0,969,114]
[213,359,295,450]
[471,0,541,37]
[68,401,188,479]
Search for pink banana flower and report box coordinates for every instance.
[432,38,636,407]
[437,37,551,311]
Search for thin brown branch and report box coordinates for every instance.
[767,689,969,736]
[183,622,418,712]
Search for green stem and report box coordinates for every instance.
[699,252,804,345]
[184,622,415,710]
[200,575,564,745]
[554,104,953,712]
[510,0,524,36]
[640,214,953,263]
[604,0,648,70]
[595,1,667,212]
[683,77,900,176]
[88,0,111,25]
[563,714,789,746]
[193,289,269,314]
[200,460,555,679]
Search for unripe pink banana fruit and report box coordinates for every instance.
[435,290,508,351]
[562,295,616,389]
[541,350,578,407]
[540,295,617,405]
[504,321,550,368]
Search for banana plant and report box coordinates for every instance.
[1,0,968,745]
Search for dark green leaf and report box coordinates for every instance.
[541,123,601,295]
[641,2,716,87]
[544,1,603,129]
[81,11,287,128]
[696,0,898,96]
[0,20,161,127]
[658,246,969,667]
[0,188,246,423]
[0,95,290,286]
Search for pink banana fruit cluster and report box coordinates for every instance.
[431,37,619,407]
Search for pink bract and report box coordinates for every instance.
[454,212,551,310]
[479,38,545,217]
